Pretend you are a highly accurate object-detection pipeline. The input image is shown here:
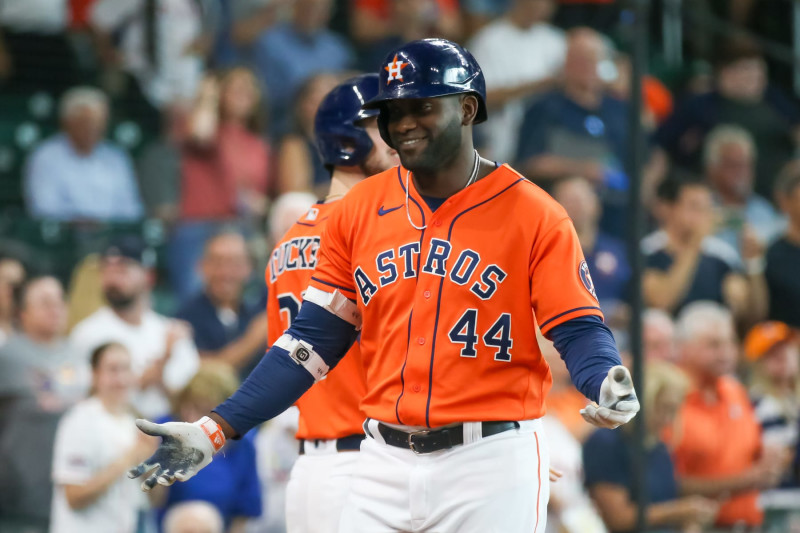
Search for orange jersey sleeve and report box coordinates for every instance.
[530,217,603,335]
[309,164,606,428]
[265,202,367,440]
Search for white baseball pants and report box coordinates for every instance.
[338,419,550,533]
[285,440,361,533]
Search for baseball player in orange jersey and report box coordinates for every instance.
[268,73,399,533]
[130,39,640,533]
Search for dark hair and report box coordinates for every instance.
[656,174,710,204]
[202,227,248,257]
[714,36,763,70]
[13,275,58,316]
[90,342,127,371]
[218,67,266,134]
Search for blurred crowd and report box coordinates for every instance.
[1,0,800,532]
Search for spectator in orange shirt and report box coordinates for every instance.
[669,301,786,529]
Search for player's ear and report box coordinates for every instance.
[460,94,479,126]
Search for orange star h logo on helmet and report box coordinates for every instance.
[385,54,408,84]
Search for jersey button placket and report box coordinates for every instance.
[417,337,425,345]
[412,384,422,393]
[423,290,431,299]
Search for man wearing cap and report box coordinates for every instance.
[667,301,785,530]
[70,237,200,419]
[745,321,800,490]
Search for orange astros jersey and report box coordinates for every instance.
[266,201,368,440]
[307,164,603,428]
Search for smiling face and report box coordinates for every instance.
[681,318,738,380]
[382,94,473,174]
[92,344,134,405]
[707,140,754,201]
[201,233,251,306]
[19,277,68,341]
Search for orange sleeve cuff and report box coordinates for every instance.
[539,306,604,336]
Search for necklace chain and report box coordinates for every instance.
[405,149,480,231]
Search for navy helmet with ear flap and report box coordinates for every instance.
[362,38,488,148]
[314,73,380,167]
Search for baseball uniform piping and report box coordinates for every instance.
[425,177,525,427]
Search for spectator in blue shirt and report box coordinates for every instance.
[642,176,768,322]
[515,28,629,238]
[175,232,266,380]
[24,86,143,222]
[154,362,262,532]
[583,361,719,533]
[552,175,630,327]
[649,38,800,202]
[252,0,354,137]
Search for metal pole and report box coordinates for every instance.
[626,0,649,531]
[662,0,683,67]
[794,0,800,97]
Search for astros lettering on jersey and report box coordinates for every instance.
[308,164,602,428]
[267,201,368,440]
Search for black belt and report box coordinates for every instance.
[298,433,365,455]
[375,421,519,454]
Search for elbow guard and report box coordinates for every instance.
[274,334,330,382]
[303,287,362,330]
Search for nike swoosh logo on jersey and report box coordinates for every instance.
[378,205,403,216]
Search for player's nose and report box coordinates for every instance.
[392,112,417,134]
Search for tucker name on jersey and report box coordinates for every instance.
[268,236,321,283]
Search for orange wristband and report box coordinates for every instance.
[198,416,226,452]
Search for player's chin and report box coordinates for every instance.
[398,151,437,175]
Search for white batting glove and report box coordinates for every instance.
[127,416,226,491]
[580,366,640,429]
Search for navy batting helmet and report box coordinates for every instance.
[314,73,380,168]
[362,39,487,147]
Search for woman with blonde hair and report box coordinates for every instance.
[744,321,800,489]
[583,361,719,532]
[154,362,262,533]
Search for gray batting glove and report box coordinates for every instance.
[580,366,640,429]
[127,416,226,491]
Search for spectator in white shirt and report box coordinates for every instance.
[468,0,566,161]
[90,0,206,109]
[24,86,144,222]
[50,342,156,533]
[70,236,200,418]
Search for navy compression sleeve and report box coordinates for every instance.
[213,301,359,436]
[547,315,622,403]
